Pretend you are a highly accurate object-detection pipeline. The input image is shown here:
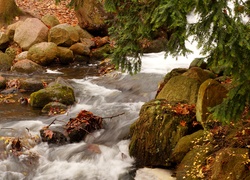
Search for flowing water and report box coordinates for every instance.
[0,52,197,180]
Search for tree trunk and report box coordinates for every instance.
[0,0,23,25]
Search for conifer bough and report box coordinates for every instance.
[59,0,250,123]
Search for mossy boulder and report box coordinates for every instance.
[0,52,13,71]
[170,130,206,164]
[41,102,68,114]
[27,42,58,66]
[30,78,75,108]
[57,47,74,65]
[196,79,228,129]
[11,59,45,74]
[156,68,187,97]
[41,14,60,28]
[91,44,112,60]
[69,43,91,56]
[182,67,215,83]
[208,148,250,180]
[156,75,201,104]
[74,25,93,39]
[48,23,80,47]
[129,99,199,167]
[176,143,215,180]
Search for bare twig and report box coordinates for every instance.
[102,112,125,120]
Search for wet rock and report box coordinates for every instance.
[0,76,6,89]
[74,25,93,39]
[14,18,49,50]
[30,77,75,108]
[1,87,18,94]
[66,110,103,143]
[0,52,13,71]
[196,79,228,129]
[41,102,68,114]
[41,14,60,28]
[11,59,45,74]
[0,32,10,50]
[40,128,67,145]
[57,47,74,65]
[129,99,199,167]
[19,78,44,92]
[156,75,201,104]
[69,42,91,56]
[27,42,58,66]
[48,23,79,47]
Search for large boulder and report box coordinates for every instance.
[74,25,93,39]
[30,77,75,108]
[69,43,91,56]
[6,21,23,40]
[57,47,74,65]
[196,79,228,128]
[14,18,49,50]
[208,148,250,180]
[0,52,12,71]
[156,68,187,97]
[27,42,58,66]
[129,99,199,167]
[176,143,215,180]
[0,32,9,50]
[176,146,250,180]
[182,67,215,83]
[91,44,112,60]
[11,59,44,74]
[75,0,113,36]
[156,75,201,104]
[41,14,60,28]
[48,24,80,47]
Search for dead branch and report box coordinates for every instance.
[102,112,125,120]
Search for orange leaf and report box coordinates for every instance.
[180,120,186,127]
[44,129,54,139]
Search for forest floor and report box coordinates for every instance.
[15,0,78,25]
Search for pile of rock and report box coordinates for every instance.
[129,61,250,179]
[0,15,112,112]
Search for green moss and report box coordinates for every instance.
[129,99,198,167]
[30,84,75,108]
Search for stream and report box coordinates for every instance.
[0,52,195,180]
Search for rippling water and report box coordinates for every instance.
[0,52,195,179]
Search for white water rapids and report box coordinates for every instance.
[0,46,200,180]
